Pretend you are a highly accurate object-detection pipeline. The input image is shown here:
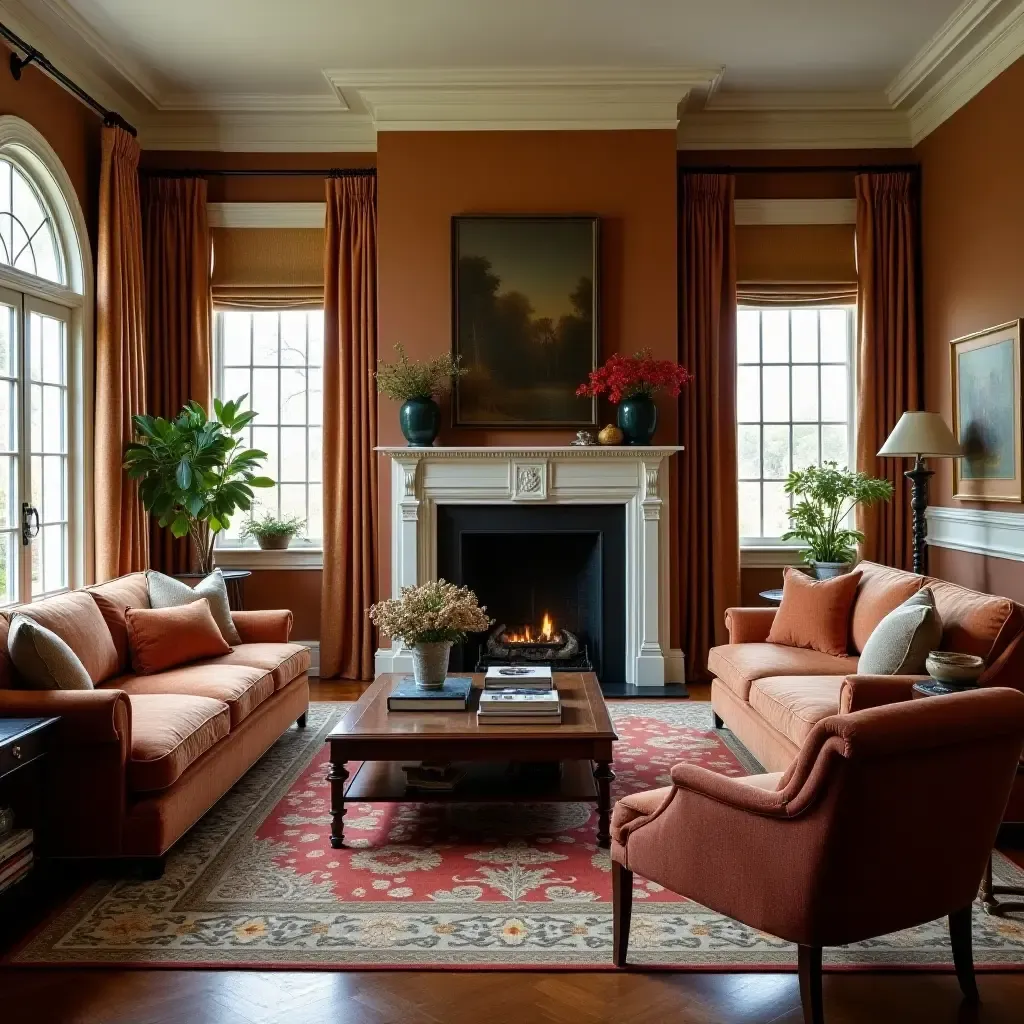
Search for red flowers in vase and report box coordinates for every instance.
[576,350,694,404]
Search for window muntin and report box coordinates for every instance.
[0,157,63,285]
[737,306,855,545]
[214,309,324,547]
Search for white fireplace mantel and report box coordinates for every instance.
[375,445,684,686]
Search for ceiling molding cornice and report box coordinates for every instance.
[326,66,723,132]
[887,0,1024,144]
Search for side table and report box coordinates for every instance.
[759,588,784,606]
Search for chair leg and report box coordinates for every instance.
[949,905,980,1002]
[296,712,308,729]
[612,860,633,968]
[797,944,824,1024]
[713,712,724,730]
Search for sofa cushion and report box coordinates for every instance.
[3,591,119,685]
[103,662,274,729]
[708,644,860,702]
[768,568,862,657]
[7,615,94,690]
[88,573,151,672]
[925,577,1021,662]
[195,643,311,691]
[126,601,232,675]
[748,675,844,746]
[858,587,942,675]
[851,561,924,653]
[147,569,242,646]
[126,693,229,793]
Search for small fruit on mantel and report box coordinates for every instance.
[598,424,624,445]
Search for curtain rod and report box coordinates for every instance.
[140,167,377,178]
[679,163,920,175]
[0,21,137,137]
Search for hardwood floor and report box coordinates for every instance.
[2,679,1022,1024]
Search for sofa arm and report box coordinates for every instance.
[669,762,793,817]
[0,688,130,748]
[724,607,777,644]
[232,609,294,643]
[839,674,927,713]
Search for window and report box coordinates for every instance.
[737,306,855,546]
[0,158,63,284]
[213,309,323,550]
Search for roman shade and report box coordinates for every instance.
[211,227,324,309]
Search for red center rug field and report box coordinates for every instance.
[10,702,1024,969]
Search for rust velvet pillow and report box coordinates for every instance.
[125,599,232,675]
[767,567,863,657]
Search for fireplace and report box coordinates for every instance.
[437,504,626,683]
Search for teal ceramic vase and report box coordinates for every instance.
[399,397,441,447]
[617,394,657,445]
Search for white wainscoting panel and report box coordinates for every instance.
[925,505,1024,562]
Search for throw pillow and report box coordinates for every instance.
[858,587,942,675]
[146,568,241,646]
[767,567,863,657]
[125,600,232,676]
[8,615,94,690]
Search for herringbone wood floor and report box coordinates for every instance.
[2,680,1023,1024]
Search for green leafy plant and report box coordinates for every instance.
[374,343,466,401]
[782,461,894,565]
[124,397,274,573]
[240,510,306,543]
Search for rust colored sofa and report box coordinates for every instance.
[709,560,1024,821]
[0,572,310,870]
[611,688,1024,1022]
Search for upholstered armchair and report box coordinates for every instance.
[611,688,1024,1024]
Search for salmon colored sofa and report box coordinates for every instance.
[709,560,1024,822]
[0,572,310,871]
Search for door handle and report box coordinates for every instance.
[21,503,39,545]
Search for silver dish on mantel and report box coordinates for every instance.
[570,430,597,446]
[925,651,985,686]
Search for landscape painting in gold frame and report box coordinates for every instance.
[950,320,1022,502]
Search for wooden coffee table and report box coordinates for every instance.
[326,672,618,848]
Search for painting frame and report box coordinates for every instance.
[950,319,1023,502]
[451,214,600,429]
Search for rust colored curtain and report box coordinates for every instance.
[94,124,149,581]
[855,172,921,570]
[142,177,212,574]
[321,176,378,680]
[679,174,740,680]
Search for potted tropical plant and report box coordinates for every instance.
[124,397,274,574]
[240,511,306,551]
[369,579,491,689]
[781,462,894,579]
[576,349,694,444]
[375,344,467,447]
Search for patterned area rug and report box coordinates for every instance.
[9,701,1024,969]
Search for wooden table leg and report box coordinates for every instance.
[327,750,349,849]
[594,760,615,849]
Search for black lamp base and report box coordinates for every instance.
[905,456,932,576]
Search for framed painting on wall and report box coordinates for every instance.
[950,319,1023,502]
[451,215,599,427]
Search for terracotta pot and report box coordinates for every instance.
[256,534,292,551]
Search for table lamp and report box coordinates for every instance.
[877,411,962,575]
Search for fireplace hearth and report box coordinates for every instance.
[477,620,593,672]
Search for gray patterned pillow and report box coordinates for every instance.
[8,615,94,690]
[858,587,942,675]
[146,569,241,646]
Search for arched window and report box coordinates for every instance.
[0,118,91,605]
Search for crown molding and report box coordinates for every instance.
[326,67,723,131]
[207,202,326,229]
[734,198,857,226]
[888,0,1024,144]
[158,93,349,114]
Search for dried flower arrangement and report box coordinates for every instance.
[577,349,694,404]
[369,579,492,645]
[374,344,467,401]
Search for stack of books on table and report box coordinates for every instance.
[483,666,553,690]
[478,667,561,725]
[387,676,472,711]
[0,827,33,896]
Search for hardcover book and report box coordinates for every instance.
[387,676,473,712]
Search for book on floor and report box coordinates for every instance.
[0,828,32,865]
[0,863,32,895]
[0,848,32,886]
[387,676,472,711]
[478,691,561,714]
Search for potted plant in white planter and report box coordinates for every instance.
[240,511,306,551]
[369,580,491,689]
[782,462,894,579]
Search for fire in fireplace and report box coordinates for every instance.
[504,613,560,646]
[481,614,588,669]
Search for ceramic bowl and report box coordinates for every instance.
[925,651,985,685]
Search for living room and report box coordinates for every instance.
[0,1,1023,1021]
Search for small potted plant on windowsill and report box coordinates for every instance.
[375,344,467,447]
[240,511,307,551]
[781,462,894,579]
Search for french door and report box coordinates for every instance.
[0,285,70,605]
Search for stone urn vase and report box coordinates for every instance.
[410,640,453,689]
[811,560,854,580]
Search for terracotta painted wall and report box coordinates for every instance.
[376,130,680,636]
[917,55,1024,603]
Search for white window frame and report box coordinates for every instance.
[737,304,857,567]
[212,309,324,571]
[0,118,91,601]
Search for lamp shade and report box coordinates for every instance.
[877,412,963,458]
